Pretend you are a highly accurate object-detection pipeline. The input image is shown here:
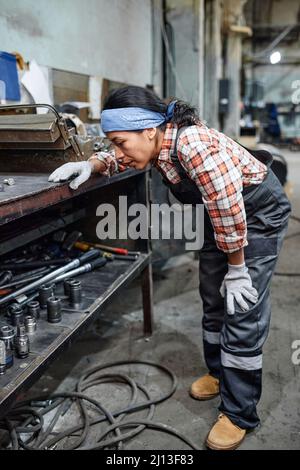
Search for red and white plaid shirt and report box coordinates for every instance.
[93,123,267,253]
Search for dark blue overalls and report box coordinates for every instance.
[161,127,291,429]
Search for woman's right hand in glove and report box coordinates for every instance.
[48,158,105,190]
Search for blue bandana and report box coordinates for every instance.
[101,101,177,133]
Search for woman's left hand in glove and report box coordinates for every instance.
[220,262,258,315]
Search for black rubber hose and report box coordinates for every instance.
[80,419,201,451]
[0,361,200,450]
[42,378,156,450]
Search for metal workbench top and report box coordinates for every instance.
[0,169,145,226]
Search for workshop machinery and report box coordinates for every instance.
[0,104,109,173]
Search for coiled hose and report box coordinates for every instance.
[0,360,200,450]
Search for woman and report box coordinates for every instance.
[49,86,291,450]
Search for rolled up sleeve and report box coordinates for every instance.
[90,149,128,177]
[178,140,248,253]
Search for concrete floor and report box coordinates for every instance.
[25,149,300,450]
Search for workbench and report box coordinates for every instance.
[0,169,153,417]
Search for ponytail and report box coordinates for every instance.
[170,100,200,128]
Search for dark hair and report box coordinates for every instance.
[103,85,200,130]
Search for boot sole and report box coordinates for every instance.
[206,434,245,451]
[189,390,219,401]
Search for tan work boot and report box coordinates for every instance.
[206,414,246,450]
[189,373,219,400]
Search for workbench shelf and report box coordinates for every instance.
[0,169,142,226]
[0,169,153,418]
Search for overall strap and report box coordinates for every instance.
[170,126,189,177]
[170,126,273,179]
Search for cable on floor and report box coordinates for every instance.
[0,360,201,450]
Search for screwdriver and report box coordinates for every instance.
[74,242,138,261]
[76,241,140,256]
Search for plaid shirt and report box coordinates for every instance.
[93,123,267,253]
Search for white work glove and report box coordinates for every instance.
[220,262,258,315]
[48,161,93,190]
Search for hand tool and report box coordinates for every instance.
[39,284,55,309]
[15,294,28,304]
[18,292,40,308]
[15,325,30,359]
[62,231,83,251]
[0,250,101,305]
[0,289,12,296]
[52,230,67,244]
[27,300,40,319]
[1,259,71,271]
[0,269,52,290]
[47,297,62,324]
[0,271,13,286]
[75,241,140,257]
[69,280,82,308]
[24,316,37,335]
[64,278,75,296]
[0,340,6,375]
[12,267,49,280]
[9,304,24,327]
[0,326,14,368]
[74,242,138,261]
[53,256,107,284]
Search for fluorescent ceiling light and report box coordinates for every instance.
[270,51,281,64]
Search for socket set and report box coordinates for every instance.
[0,230,140,402]
[0,279,87,376]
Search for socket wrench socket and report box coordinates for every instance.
[24,316,37,335]
[39,284,55,308]
[47,297,62,323]
[9,304,24,327]
[27,300,40,319]
[0,325,14,369]
[64,278,75,296]
[69,280,82,308]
